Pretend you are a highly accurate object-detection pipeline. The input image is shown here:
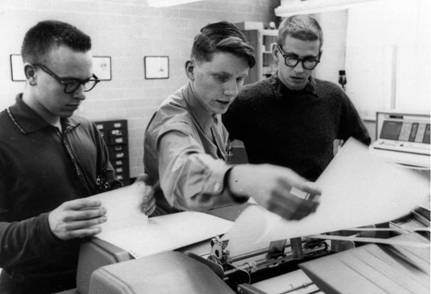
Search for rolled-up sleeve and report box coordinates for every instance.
[157,129,234,211]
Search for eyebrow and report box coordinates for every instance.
[211,72,231,77]
[283,51,319,59]
[212,71,248,79]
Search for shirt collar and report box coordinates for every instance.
[270,73,318,97]
[183,82,215,133]
[7,93,79,134]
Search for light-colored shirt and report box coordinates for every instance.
[144,83,237,213]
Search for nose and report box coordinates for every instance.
[72,86,86,100]
[293,61,305,73]
[223,80,239,97]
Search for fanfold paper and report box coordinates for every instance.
[224,139,429,257]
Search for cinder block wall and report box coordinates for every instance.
[0,0,278,177]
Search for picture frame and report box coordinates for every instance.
[10,54,25,81]
[92,56,112,81]
[144,56,169,79]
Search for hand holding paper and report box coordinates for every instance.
[83,180,233,258]
[48,198,107,240]
[134,174,156,216]
[228,164,321,220]
[86,180,150,235]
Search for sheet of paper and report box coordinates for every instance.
[86,181,149,234]
[224,139,430,257]
[96,211,233,258]
[87,181,233,258]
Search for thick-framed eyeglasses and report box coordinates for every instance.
[276,45,320,70]
[33,63,100,94]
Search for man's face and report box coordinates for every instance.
[274,35,320,90]
[33,45,93,118]
[189,52,249,115]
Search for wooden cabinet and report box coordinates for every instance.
[236,22,278,84]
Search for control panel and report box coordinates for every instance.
[370,112,430,168]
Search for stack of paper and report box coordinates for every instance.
[97,211,232,258]
[87,182,233,258]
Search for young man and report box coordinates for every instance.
[0,20,153,294]
[223,15,371,181]
[144,21,321,220]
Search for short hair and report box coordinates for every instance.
[21,20,91,64]
[278,15,323,49]
[191,21,256,68]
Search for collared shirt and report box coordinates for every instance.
[144,83,237,214]
[223,74,371,181]
[0,94,114,293]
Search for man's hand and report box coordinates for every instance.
[228,164,321,220]
[48,199,107,240]
[135,174,156,216]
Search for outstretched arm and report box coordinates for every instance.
[158,130,238,211]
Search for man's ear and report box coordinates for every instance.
[185,60,195,80]
[24,64,37,86]
[271,43,280,63]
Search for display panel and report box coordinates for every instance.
[408,123,419,142]
[380,121,402,140]
[423,124,430,144]
[380,120,430,143]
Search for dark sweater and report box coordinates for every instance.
[223,75,371,181]
[0,95,115,294]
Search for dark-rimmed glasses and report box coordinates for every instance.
[276,45,320,70]
[33,63,100,94]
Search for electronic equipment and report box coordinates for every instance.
[78,205,430,294]
[189,237,329,293]
[370,112,430,168]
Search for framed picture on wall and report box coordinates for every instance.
[92,56,112,81]
[10,54,25,81]
[144,56,169,79]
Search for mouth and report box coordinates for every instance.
[215,100,230,106]
[290,76,306,83]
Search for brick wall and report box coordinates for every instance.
[0,0,278,177]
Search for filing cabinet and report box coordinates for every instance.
[94,120,130,185]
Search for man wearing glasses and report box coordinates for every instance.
[0,20,152,294]
[223,15,370,182]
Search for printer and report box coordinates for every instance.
[72,134,430,294]
[75,206,429,294]
[74,195,429,294]
[76,205,330,294]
